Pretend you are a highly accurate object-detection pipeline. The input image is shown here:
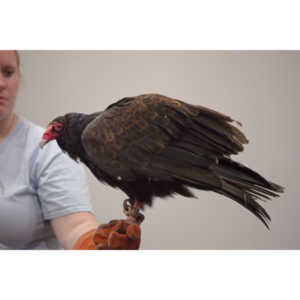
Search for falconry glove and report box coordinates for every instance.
[73,218,141,250]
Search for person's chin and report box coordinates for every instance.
[0,108,11,121]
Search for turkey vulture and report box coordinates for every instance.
[40,94,283,228]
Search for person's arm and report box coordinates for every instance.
[50,211,141,250]
[36,138,141,250]
[50,211,98,249]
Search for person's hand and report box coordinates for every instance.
[93,218,141,250]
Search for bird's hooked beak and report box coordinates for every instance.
[39,125,59,149]
[39,139,48,149]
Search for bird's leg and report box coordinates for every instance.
[123,199,145,224]
[123,199,140,219]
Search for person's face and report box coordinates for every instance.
[0,51,20,120]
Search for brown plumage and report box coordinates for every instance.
[41,93,284,228]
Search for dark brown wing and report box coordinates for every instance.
[81,94,248,183]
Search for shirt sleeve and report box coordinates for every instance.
[34,141,94,220]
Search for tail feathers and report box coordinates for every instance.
[213,157,284,194]
[268,181,284,193]
[223,177,280,200]
[210,157,284,228]
[220,180,271,229]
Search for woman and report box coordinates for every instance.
[0,50,141,249]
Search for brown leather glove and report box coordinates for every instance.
[73,218,141,250]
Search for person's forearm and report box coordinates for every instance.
[65,221,98,249]
[50,212,99,249]
[50,212,141,250]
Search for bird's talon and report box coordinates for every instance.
[123,209,130,216]
[136,212,145,224]
[122,199,144,224]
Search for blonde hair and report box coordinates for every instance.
[15,50,20,67]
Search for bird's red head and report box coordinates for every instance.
[40,118,66,148]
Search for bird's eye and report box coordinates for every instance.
[54,123,63,131]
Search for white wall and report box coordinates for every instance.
[16,51,299,249]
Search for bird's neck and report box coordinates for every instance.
[58,112,100,161]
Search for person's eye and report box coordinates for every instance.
[2,68,14,77]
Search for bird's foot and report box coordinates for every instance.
[123,199,145,224]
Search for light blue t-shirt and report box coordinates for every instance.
[0,116,93,249]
